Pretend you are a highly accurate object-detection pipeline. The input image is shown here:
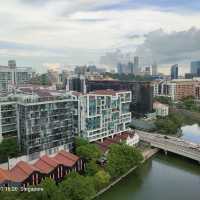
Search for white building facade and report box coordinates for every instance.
[0,61,34,92]
[78,90,132,142]
[153,101,169,117]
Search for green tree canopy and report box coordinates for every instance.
[38,178,65,200]
[155,113,185,135]
[76,143,101,162]
[74,137,89,148]
[94,170,111,190]
[85,160,99,176]
[59,172,96,200]
[106,144,143,178]
[0,138,20,162]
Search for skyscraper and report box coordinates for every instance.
[191,61,200,76]
[117,63,123,74]
[128,62,134,74]
[171,64,178,80]
[134,56,139,75]
[152,62,158,76]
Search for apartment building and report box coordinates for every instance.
[67,77,153,115]
[76,89,132,142]
[0,97,17,141]
[16,87,78,158]
[0,61,34,92]
[152,79,200,101]
[0,85,133,161]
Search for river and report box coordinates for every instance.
[181,124,200,143]
[96,125,200,200]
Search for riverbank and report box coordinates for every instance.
[93,148,159,199]
[96,153,200,200]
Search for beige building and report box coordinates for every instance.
[153,79,200,101]
[153,101,169,117]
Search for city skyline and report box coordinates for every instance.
[0,1,200,73]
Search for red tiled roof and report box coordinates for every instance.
[9,161,38,182]
[34,155,58,174]
[0,168,11,183]
[94,132,135,153]
[94,141,109,153]
[54,152,76,167]
[0,151,81,185]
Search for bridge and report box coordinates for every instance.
[136,130,200,163]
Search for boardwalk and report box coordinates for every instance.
[137,130,200,163]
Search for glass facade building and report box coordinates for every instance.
[79,90,132,142]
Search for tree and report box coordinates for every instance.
[38,178,65,200]
[0,192,21,200]
[29,73,52,86]
[76,144,101,162]
[59,172,96,200]
[0,138,20,162]
[154,96,171,105]
[155,113,185,135]
[94,170,111,190]
[106,144,143,178]
[74,137,89,148]
[85,160,99,176]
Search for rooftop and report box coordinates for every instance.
[0,151,80,184]
[94,131,136,153]
[89,89,129,96]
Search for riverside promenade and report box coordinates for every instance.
[93,148,159,199]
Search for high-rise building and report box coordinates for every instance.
[134,56,139,75]
[152,62,158,76]
[191,61,200,76]
[67,78,153,115]
[171,64,178,80]
[0,60,34,92]
[66,76,86,93]
[47,69,60,85]
[0,97,17,141]
[17,88,78,157]
[0,86,79,159]
[77,90,132,142]
[117,63,124,74]
[152,79,200,101]
[144,67,151,76]
[128,62,134,74]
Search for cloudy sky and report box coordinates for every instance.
[0,0,200,73]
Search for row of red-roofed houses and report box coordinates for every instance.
[94,131,139,155]
[0,150,84,187]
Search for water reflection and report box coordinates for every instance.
[96,153,200,200]
[181,124,200,143]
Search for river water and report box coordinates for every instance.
[96,125,200,200]
[181,124,200,143]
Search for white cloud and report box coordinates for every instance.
[0,0,200,71]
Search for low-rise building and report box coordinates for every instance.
[153,101,169,117]
[0,150,83,187]
[94,131,139,154]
